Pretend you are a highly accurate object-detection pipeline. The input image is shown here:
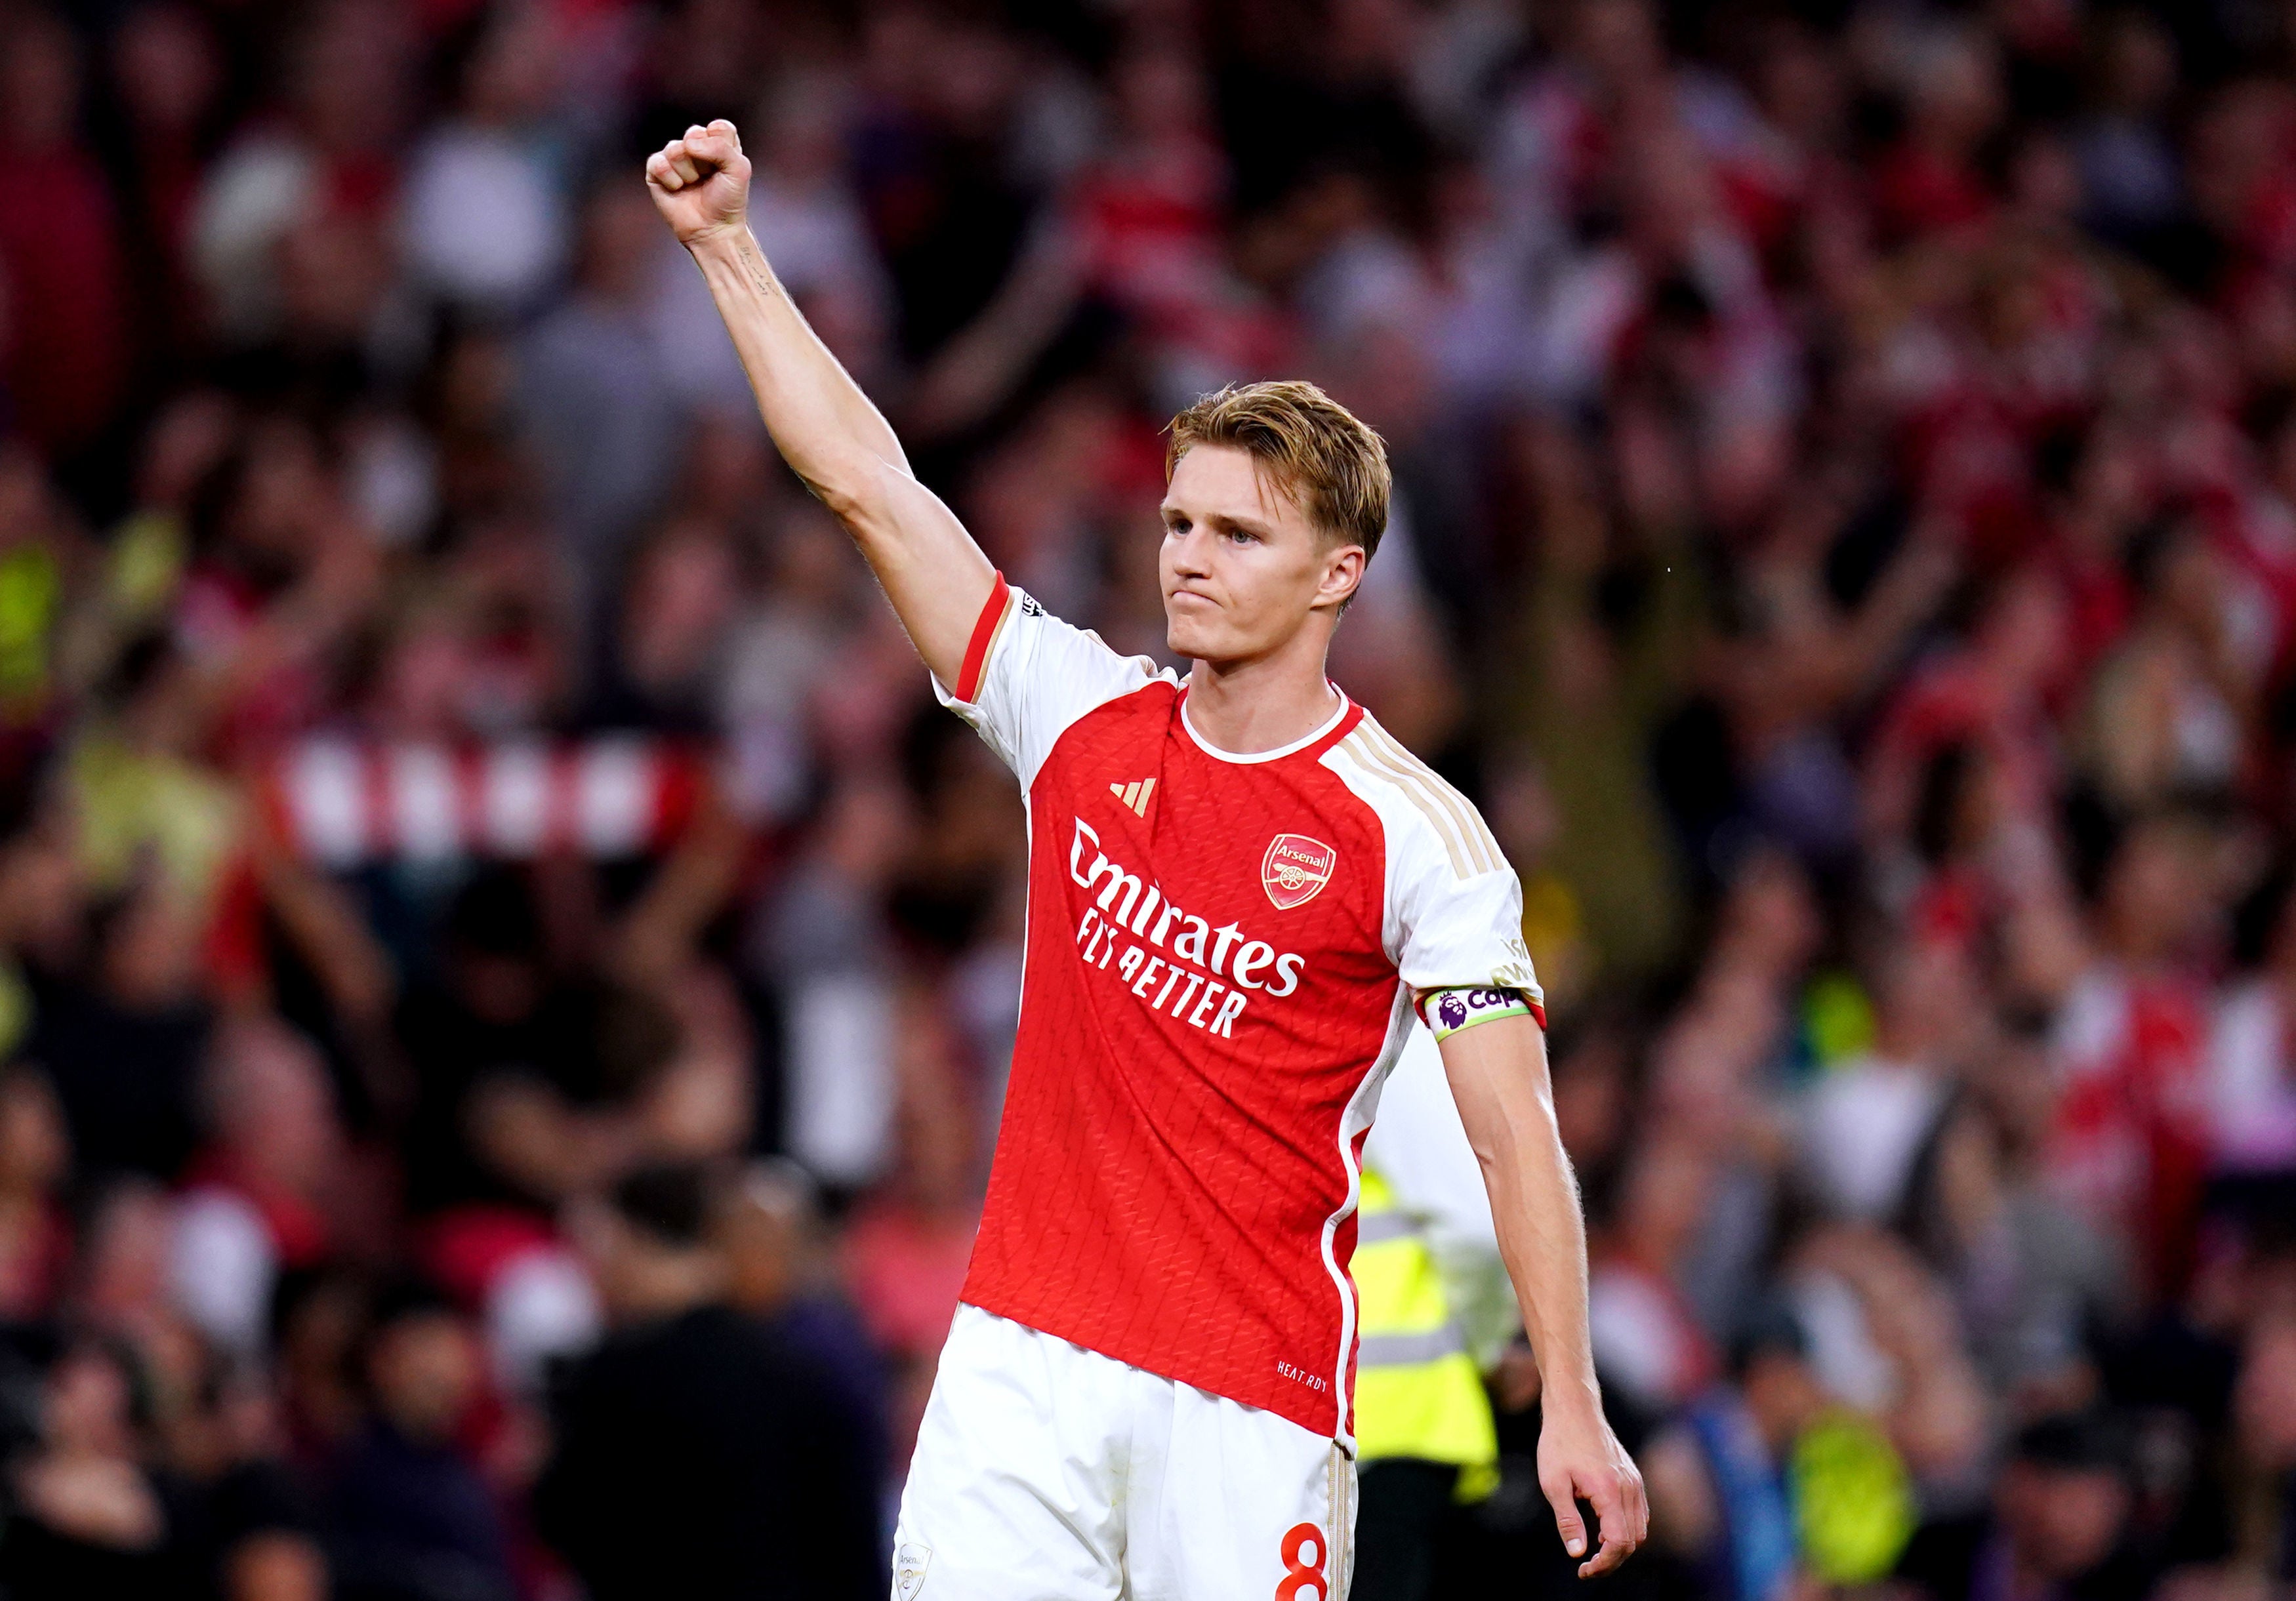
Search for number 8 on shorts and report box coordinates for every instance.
[1275,1521,1329,1601]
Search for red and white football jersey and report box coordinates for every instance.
[937,577,1540,1445]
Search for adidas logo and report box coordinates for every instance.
[1109,777,1156,817]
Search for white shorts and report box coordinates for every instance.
[892,1304,1356,1601]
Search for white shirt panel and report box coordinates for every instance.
[933,583,1169,790]
[1320,716,1540,1000]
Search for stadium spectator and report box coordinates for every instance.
[1896,1411,2148,1601]
[0,9,131,465]
[324,1280,516,1601]
[170,1015,344,1358]
[536,1162,880,1598]
[0,1064,72,1321]
[0,1337,177,1596]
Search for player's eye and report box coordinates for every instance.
[1165,517,1189,537]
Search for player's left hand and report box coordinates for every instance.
[1537,1402,1647,1579]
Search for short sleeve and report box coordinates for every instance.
[1391,836,1542,1005]
[932,575,1161,789]
[1322,719,1542,1005]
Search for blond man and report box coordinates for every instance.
[646,120,1644,1600]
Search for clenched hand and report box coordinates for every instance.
[645,119,751,247]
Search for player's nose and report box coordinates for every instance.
[1165,523,1214,578]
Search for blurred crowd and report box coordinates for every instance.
[2,0,2296,1595]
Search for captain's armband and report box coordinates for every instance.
[1415,986,1546,1042]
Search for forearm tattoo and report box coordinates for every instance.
[736,235,779,300]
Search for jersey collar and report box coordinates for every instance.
[1178,682,1353,765]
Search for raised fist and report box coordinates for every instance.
[645,119,750,247]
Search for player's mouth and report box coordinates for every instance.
[1168,587,1218,609]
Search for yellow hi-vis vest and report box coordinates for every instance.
[1352,1167,1500,1501]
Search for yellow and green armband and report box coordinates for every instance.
[1415,986,1546,1040]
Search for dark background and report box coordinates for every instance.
[0,0,2293,1594]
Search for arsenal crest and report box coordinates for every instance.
[1261,834,1337,910]
[894,1543,932,1599]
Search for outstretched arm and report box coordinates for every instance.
[645,120,994,685]
[1437,1012,1647,1577]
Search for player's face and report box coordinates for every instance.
[1158,445,1363,664]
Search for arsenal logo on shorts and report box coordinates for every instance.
[1261,834,1337,910]
[893,1543,931,1599]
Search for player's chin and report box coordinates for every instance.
[1163,609,1218,660]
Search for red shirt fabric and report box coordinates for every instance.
[938,577,1538,1443]
[183,1148,331,1269]
[0,146,129,455]
[2045,965,2211,1297]
[1868,144,1993,246]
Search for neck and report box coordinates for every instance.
[1184,647,1343,755]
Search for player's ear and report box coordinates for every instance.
[1316,544,1366,613]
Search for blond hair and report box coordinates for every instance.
[1166,381,1389,561]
